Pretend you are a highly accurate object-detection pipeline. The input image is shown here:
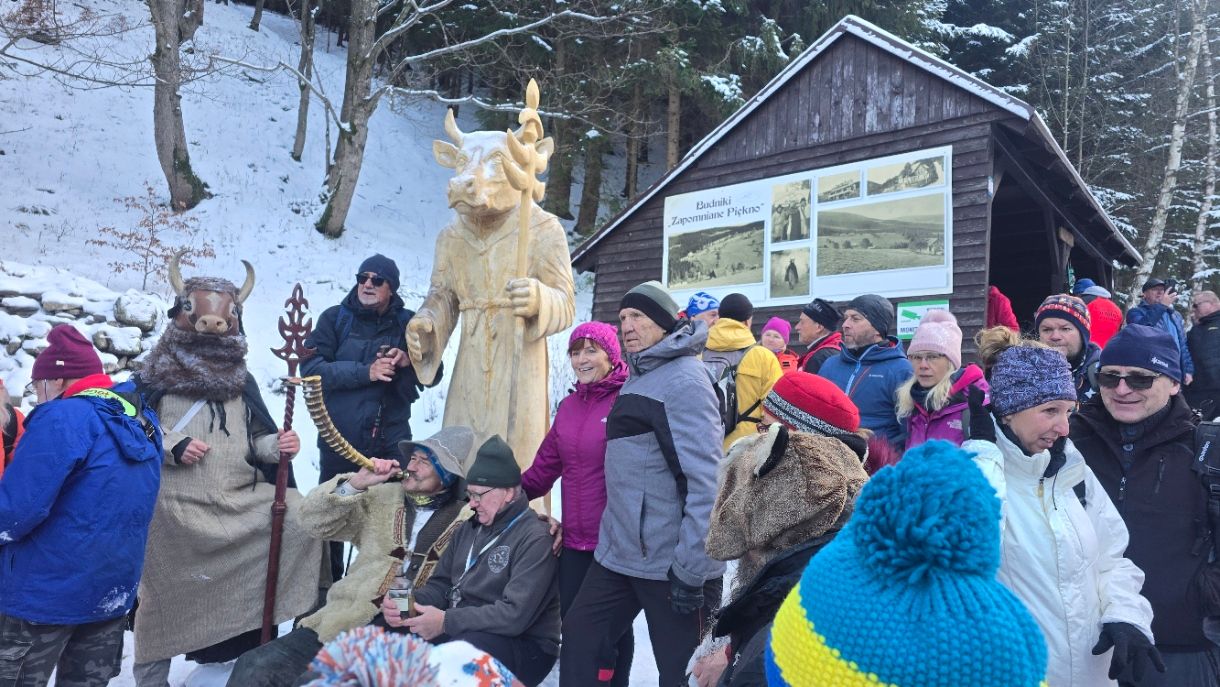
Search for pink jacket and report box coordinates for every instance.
[521,361,628,551]
[905,364,989,450]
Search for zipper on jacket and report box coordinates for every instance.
[638,507,648,559]
[1118,475,1127,505]
[1037,477,1045,499]
[1154,457,1166,494]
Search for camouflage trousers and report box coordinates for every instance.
[0,614,124,687]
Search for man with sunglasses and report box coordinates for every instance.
[1071,324,1219,684]
[303,254,442,582]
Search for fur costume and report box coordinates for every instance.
[139,325,248,401]
[707,424,869,591]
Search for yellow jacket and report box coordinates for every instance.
[706,318,783,451]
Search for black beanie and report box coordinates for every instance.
[845,294,895,338]
[466,435,521,487]
[801,298,841,331]
[719,293,754,323]
[358,254,400,291]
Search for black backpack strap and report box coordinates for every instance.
[1194,421,1220,559]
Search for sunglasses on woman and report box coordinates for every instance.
[356,273,387,287]
[1096,371,1160,391]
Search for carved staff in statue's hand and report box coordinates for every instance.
[504,79,548,432]
[262,284,312,644]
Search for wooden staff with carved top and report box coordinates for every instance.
[261,284,312,644]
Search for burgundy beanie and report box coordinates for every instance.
[32,325,103,380]
[569,321,623,367]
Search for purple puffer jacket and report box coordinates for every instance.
[521,361,628,551]
[905,364,988,450]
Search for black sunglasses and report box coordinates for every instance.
[1096,371,1160,391]
[356,273,387,287]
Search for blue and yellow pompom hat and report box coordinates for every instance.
[765,440,1048,687]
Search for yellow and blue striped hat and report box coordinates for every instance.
[765,440,1047,687]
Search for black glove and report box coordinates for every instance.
[967,385,996,442]
[1091,622,1165,682]
[667,568,703,615]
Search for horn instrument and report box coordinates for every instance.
[289,375,404,479]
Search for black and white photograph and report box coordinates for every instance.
[816,193,946,276]
[769,247,810,298]
[866,155,946,196]
[817,171,861,203]
[769,179,811,242]
[667,221,765,289]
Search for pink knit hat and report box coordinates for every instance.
[762,316,792,342]
[907,310,962,369]
[32,325,103,380]
[568,321,623,367]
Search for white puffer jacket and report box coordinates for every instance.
[964,421,1155,687]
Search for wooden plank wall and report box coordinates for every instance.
[589,35,1022,356]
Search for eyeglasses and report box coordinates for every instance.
[909,352,946,364]
[356,273,387,287]
[1096,371,1161,391]
[466,486,496,503]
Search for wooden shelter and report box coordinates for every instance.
[571,15,1140,348]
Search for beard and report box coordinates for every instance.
[139,325,249,401]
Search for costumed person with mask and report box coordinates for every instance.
[0,325,161,687]
[227,426,476,687]
[765,440,1050,687]
[962,326,1159,687]
[1035,294,1101,401]
[691,371,869,687]
[896,309,988,450]
[131,258,324,686]
[301,254,441,583]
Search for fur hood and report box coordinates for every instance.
[139,325,249,401]
[707,424,868,587]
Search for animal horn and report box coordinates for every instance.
[169,250,186,295]
[444,108,463,144]
[236,260,256,304]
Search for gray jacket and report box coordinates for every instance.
[596,320,727,586]
[414,492,560,655]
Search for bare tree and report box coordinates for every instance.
[1192,32,1217,292]
[1127,0,1207,303]
[147,0,210,209]
[249,0,265,31]
[290,0,316,162]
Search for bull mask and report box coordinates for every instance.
[167,250,255,336]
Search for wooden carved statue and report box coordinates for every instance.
[407,81,576,470]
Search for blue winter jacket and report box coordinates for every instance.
[1126,302,1195,376]
[817,337,913,448]
[0,380,162,625]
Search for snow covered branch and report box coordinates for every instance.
[209,54,343,129]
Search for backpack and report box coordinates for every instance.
[705,344,763,438]
[1192,420,1220,614]
[334,304,412,346]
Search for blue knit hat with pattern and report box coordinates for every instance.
[989,345,1077,418]
[685,291,720,318]
[765,440,1048,686]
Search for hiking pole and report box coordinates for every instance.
[262,283,312,644]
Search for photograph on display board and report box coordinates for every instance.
[769,180,811,243]
[770,247,810,298]
[667,221,765,289]
[816,193,946,277]
[817,171,861,203]
[866,156,945,196]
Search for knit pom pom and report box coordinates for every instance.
[919,309,957,325]
[304,626,439,687]
[851,440,1000,583]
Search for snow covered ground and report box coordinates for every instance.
[0,0,671,683]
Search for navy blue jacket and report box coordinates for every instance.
[1127,302,1195,376]
[817,337,913,447]
[0,379,161,624]
[302,289,440,478]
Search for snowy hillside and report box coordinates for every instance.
[0,0,675,684]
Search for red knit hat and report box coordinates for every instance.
[32,325,103,380]
[762,371,860,434]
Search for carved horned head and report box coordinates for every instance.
[432,108,554,221]
[167,251,255,336]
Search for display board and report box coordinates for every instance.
[662,146,953,306]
